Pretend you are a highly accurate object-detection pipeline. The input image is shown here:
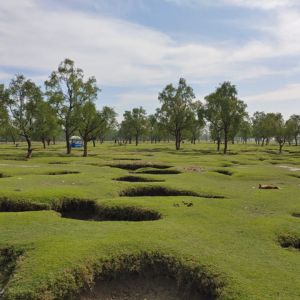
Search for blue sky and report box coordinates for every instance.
[1,0,300,119]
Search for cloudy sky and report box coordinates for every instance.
[0,0,300,119]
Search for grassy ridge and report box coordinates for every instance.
[0,142,300,299]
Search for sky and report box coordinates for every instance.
[0,0,300,119]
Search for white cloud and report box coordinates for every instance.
[244,83,300,103]
[165,0,299,10]
[0,0,300,117]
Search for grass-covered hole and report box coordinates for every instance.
[0,173,10,178]
[54,198,162,221]
[112,158,142,161]
[48,161,69,165]
[113,175,165,183]
[137,169,181,175]
[215,170,233,176]
[292,213,300,218]
[0,246,24,293]
[278,234,300,251]
[120,186,224,199]
[47,171,80,175]
[0,197,50,212]
[109,163,172,171]
[80,252,222,300]
[0,198,161,221]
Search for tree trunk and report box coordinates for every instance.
[224,129,228,154]
[135,135,139,146]
[47,139,51,146]
[92,139,96,147]
[83,140,88,157]
[295,135,298,146]
[66,131,71,154]
[279,143,283,154]
[42,138,46,149]
[53,136,56,145]
[25,136,33,159]
[217,138,221,152]
[175,130,181,150]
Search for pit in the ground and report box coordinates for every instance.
[215,170,233,176]
[137,169,181,175]
[109,163,172,171]
[48,171,80,175]
[119,186,225,199]
[81,273,209,300]
[278,234,300,250]
[80,253,218,300]
[56,199,161,221]
[113,176,164,182]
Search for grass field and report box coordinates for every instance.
[0,142,300,299]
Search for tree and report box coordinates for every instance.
[78,102,102,157]
[96,106,117,144]
[286,115,300,146]
[0,84,10,140]
[158,78,195,150]
[273,113,287,153]
[205,82,247,154]
[121,107,147,146]
[238,119,252,143]
[45,58,99,154]
[186,101,205,144]
[7,75,42,158]
[33,100,60,148]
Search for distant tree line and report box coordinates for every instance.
[0,59,299,157]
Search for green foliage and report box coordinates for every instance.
[205,82,247,154]
[45,58,99,154]
[158,78,196,150]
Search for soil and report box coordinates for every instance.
[278,165,300,172]
[81,274,208,300]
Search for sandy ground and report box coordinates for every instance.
[81,274,209,300]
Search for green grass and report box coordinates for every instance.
[0,141,300,299]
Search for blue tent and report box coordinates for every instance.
[70,136,83,148]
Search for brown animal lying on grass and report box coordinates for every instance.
[259,184,279,190]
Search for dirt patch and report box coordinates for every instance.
[79,253,221,300]
[48,171,80,175]
[55,198,161,221]
[120,186,224,199]
[114,176,164,183]
[215,170,233,176]
[278,165,300,172]
[81,273,206,300]
[137,169,181,175]
[278,234,300,250]
[109,163,172,171]
[180,166,203,173]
